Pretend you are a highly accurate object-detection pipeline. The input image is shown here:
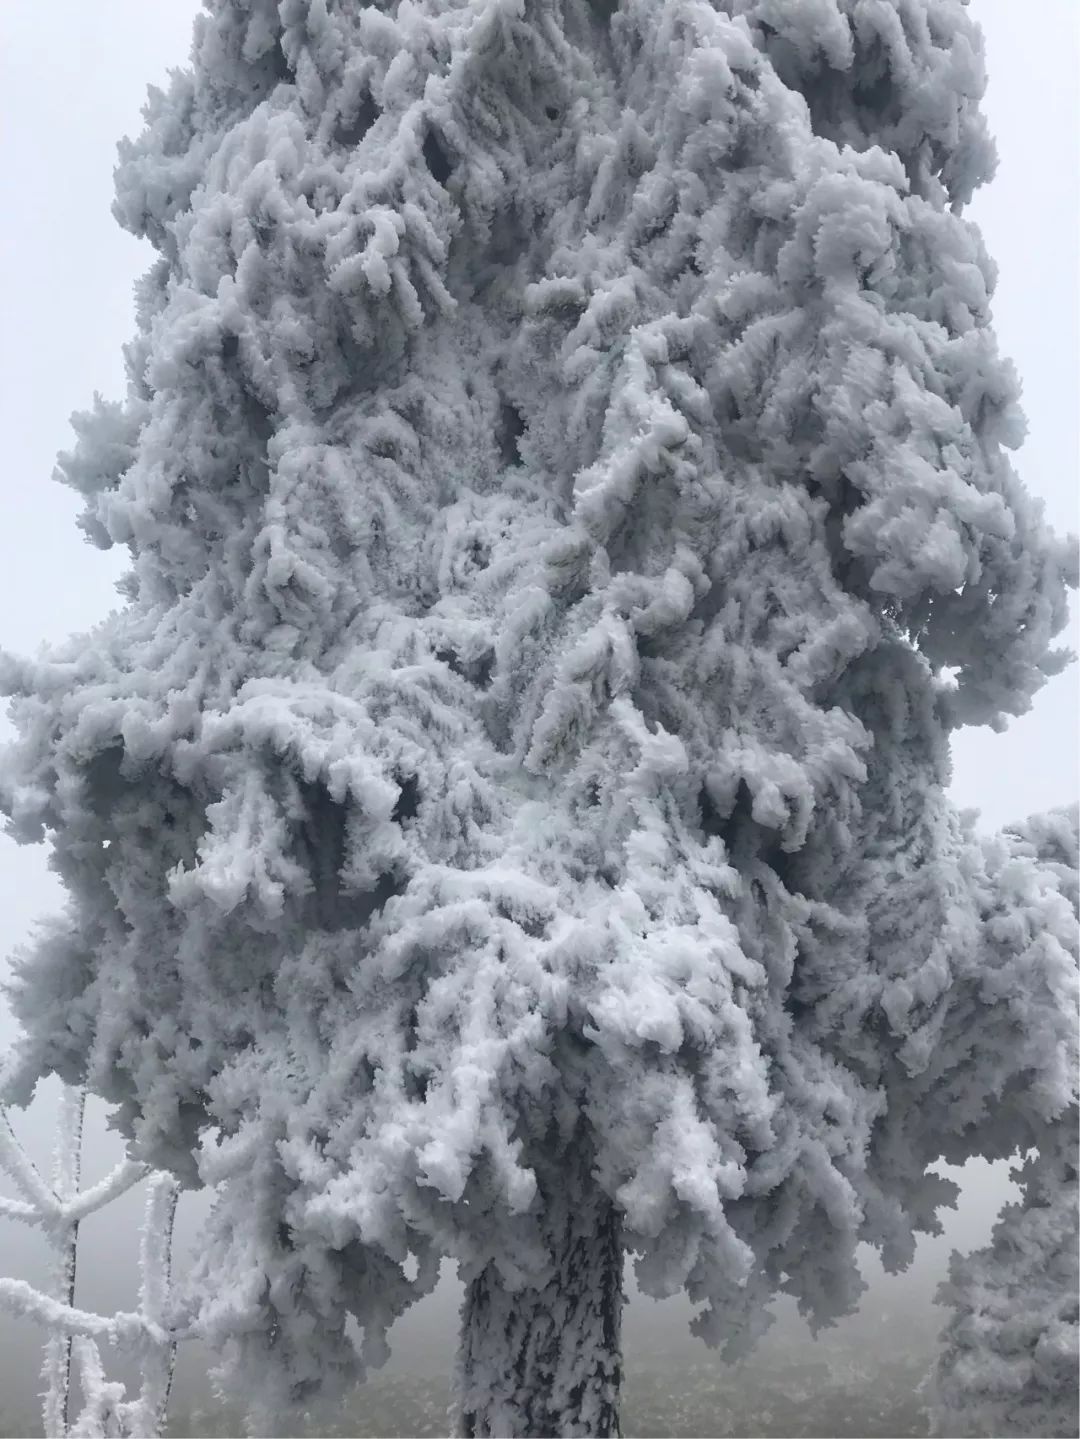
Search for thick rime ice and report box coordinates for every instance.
[0,0,1076,1433]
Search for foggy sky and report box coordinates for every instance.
[0,1,1076,1426]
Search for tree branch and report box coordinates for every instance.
[0,1106,60,1216]
[62,1158,150,1224]
[0,1277,175,1346]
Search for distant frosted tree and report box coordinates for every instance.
[929,808,1080,1439]
[931,1138,1080,1439]
[0,1,1075,1435]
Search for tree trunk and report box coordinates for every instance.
[454,1144,624,1438]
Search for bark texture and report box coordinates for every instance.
[455,1142,624,1438]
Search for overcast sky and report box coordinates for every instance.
[0,0,1077,1424]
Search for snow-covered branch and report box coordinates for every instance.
[0,1276,160,1343]
[61,1159,149,1225]
[0,1084,188,1437]
[0,1105,60,1216]
[0,1193,42,1225]
[69,1337,127,1439]
[41,1084,84,1438]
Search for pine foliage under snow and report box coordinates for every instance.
[0,0,1075,1432]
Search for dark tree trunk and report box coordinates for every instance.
[454,1143,624,1437]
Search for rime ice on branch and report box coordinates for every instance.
[0,0,1075,1434]
[0,1086,181,1438]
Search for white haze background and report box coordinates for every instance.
[0,0,1075,1424]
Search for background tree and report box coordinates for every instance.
[929,807,1079,1439]
[930,1135,1079,1439]
[0,1,1075,1435]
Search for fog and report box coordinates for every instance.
[0,0,1076,1431]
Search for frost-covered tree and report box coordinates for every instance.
[0,0,1076,1434]
[931,1137,1080,1439]
[0,1086,181,1437]
[929,808,1080,1439]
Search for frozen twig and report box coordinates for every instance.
[0,1193,42,1224]
[0,1084,190,1436]
[62,1159,150,1225]
[0,1105,60,1216]
[42,1085,85,1437]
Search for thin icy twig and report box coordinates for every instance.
[0,1105,60,1215]
[0,1275,168,1344]
[43,1086,86,1437]
[0,1193,42,1224]
[69,1336,126,1438]
[53,1087,84,1201]
[130,1174,181,1437]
